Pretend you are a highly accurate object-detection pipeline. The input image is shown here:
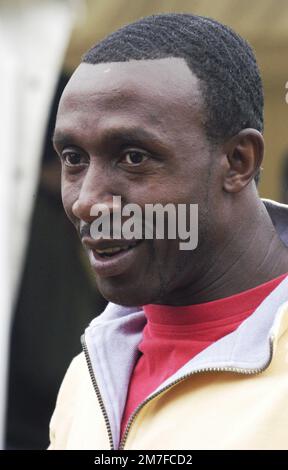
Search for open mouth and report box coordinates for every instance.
[93,240,142,258]
[83,237,145,277]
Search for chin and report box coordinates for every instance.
[96,278,160,307]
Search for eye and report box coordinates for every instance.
[62,151,87,167]
[121,151,148,166]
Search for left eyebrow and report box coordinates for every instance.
[100,127,165,148]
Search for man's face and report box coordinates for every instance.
[54,58,222,306]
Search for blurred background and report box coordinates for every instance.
[1,0,288,450]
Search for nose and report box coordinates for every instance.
[72,163,120,223]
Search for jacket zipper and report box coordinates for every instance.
[81,334,114,450]
[82,333,274,451]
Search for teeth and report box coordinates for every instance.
[96,247,122,254]
[95,245,133,255]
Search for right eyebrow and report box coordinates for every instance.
[52,130,74,150]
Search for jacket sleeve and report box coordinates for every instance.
[48,353,84,450]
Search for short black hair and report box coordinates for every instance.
[43,73,70,164]
[82,13,264,180]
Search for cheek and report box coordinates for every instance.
[61,178,79,224]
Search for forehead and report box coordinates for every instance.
[55,59,206,147]
[59,58,202,115]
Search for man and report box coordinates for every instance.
[49,13,288,449]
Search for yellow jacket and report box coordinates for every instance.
[49,201,288,450]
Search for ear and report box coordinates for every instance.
[222,129,264,193]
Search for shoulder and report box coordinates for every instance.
[60,352,88,388]
[48,352,89,449]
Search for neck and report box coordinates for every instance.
[161,198,288,306]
